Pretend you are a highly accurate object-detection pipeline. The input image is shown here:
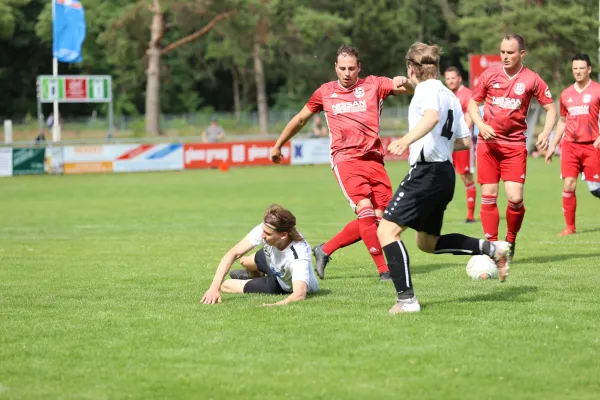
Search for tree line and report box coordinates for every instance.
[0,0,597,134]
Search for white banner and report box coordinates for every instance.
[0,148,12,177]
[290,138,331,165]
[113,143,183,172]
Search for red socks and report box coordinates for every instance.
[357,207,388,274]
[322,219,361,255]
[480,195,499,241]
[466,183,477,220]
[562,191,576,231]
[506,200,525,243]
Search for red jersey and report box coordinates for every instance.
[454,85,472,114]
[306,76,395,166]
[559,80,600,143]
[472,66,553,144]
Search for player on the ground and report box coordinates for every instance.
[377,42,512,314]
[467,34,557,257]
[200,204,319,306]
[444,66,477,223]
[270,45,414,281]
[545,53,600,236]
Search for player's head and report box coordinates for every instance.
[444,67,463,91]
[335,45,361,88]
[500,34,525,70]
[571,54,592,83]
[262,204,302,248]
[405,42,441,84]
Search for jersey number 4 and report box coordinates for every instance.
[441,110,454,140]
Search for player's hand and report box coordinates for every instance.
[270,146,283,164]
[594,136,600,149]
[536,133,550,151]
[201,288,222,305]
[387,137,411,156]
[393,76,409,89]
[545,145,555,164]
[479,124,496,140]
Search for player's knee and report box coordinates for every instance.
[239,256,252,269]
[416,234,436,253]
[564,178,577,192]
[506,194,523,204]
[355,198,374,213]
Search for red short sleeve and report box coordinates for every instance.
[533,75,554,106]
[559,91,568,117]
[471,69,489,103]
[306,88,324,113]
[376,76,395,100]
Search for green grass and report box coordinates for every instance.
[1,159,599,399]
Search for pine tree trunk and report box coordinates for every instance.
[253,39,269,135]
[232,67,241,120]
[145,2,164,136]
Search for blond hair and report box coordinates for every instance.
[406,42,442,81]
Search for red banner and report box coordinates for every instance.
[469,54,502,89]
[184,141,291,169]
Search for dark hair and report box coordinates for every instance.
[444,66,461,75]
[336,45,360,64]
[572,53,592,67]
[503,34,525,51]
[263,204,302,241]
[406,42,441,81]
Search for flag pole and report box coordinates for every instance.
[52,0,61,143]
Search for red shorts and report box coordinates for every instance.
[560,140,600,182]
[477,142,528,184]
[452,148,475,174]
[333,159,392,212]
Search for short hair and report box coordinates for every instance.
[406,42,442,81]
[336,45,360,64]
[444,66,461,76]
[572,53,592,67]
[503,34,525,51]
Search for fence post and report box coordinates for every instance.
[3,120,12,144]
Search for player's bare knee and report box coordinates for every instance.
[564,178,577,192]
[416,233,437,253]
[239,256,252,269]
[481,184,499,197]
[355,199,374,213]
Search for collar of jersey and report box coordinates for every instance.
[337,79,361,91]
[502,64,524,81]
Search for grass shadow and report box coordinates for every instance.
[424,285,538,308]
[517,252,600,264]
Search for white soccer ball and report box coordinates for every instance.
[466,255,498,280]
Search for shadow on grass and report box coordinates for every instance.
[425,285,538,308]
[517,252,600,264]
[574,227,600,234]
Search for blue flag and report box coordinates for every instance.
[52,0,86,63]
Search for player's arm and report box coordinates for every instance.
[387,109,439,156]
[536,102,558,151]
[464,110,474,131]
[271,106,316,163]
[468,99,494,139]
[201,237,255,304]
[263,280,308,306]
[391,76,414,95]
[545,115,566,164]
[454,136,472,151]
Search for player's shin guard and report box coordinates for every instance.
[322,219,361,256]
[358,207,388,273]
[382,241,413,299]
[466,183,477,220]
[562,191,577,231]
[480,195,499,241]
[434,234,494,256]
[506,200,525,243]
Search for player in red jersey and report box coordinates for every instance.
[545,53,600,236]
[467,35,557,262]
[444,66,477,223]
[270,45,414,281]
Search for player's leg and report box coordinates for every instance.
[558,141,579,236]
[501,146,528,252]
[221,279,250,293]
[223,275,286,295]
[356,197,390,279]
[477,143,501,241]
[454,149,477,222]
[582,143,600,199]
[231,249,271,279]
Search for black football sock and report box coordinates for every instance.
[434,233,495,257]
[591,189,600,199]
[382,241,414,300]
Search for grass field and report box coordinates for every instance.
[1,159,599,400]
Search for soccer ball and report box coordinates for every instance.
[466,255,498,280]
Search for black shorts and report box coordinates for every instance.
[254,248,276,276]
[383,161,455,236]
[243,275,287,294]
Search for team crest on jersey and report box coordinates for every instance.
[514,83,525,95]
[354,87,365,98]
[545,88,552,98]
[583,94,592,103]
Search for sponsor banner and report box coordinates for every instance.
[0,148,13,177]
[290,138,331,165]
[184,141,290,169]
[62,144,126,163]
[469,54,502,89]
[113,143,183,172]
[64,161,113,174]
[12,147,46,175]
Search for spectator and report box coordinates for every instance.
[202,116,225,143]
[310,115,328,137]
